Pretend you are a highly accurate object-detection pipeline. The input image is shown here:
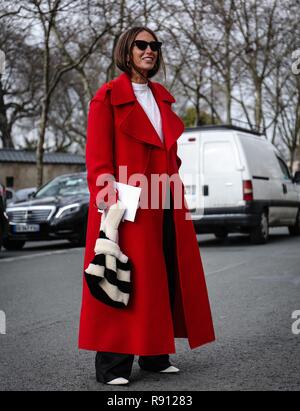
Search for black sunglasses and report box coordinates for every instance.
[133,40,162,52]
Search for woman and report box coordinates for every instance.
[79,26,215,386]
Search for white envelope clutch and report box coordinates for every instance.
[97,182,142,222]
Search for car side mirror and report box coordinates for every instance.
[28,192,36,199]
[293,171,300,184]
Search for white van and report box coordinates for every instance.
[177,125,300,244]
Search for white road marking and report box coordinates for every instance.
[0,248,83,263]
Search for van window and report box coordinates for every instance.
[277,157,291,180]
[204,142,236,175]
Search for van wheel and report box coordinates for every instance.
[250,212,269,245]
[3,239,26,251]
[289,211,300,236]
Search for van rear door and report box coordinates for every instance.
[200,132,244,209]
[177,132,200,211]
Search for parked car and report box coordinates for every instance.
[4,173,89,250]
[0,183,9,251]
[177,125,300,244]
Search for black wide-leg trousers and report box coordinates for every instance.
[96,185,177,383]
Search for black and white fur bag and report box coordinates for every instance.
[84,199,132,309]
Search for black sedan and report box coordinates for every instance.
[4,173,89,250]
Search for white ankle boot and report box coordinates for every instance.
[106,377,129,385]
[159,366,180,373]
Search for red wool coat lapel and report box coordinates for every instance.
[79,71,215,355]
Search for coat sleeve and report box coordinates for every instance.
[86,95,118,211]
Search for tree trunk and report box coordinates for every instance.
[290,145,296,174]
[225,73,232,125]
[255,83,263,128]
[36,99,49,188]
[0,78,14,148]
[225,17,232,125]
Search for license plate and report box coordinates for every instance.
[13,224,40,233]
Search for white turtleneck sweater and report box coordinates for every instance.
[131,81,164,143]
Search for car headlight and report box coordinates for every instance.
[55,203,80,219]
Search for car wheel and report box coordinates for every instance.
[250,211,269,245]
[288,210,300,236]
[3,239,26,251]
[214,230,228,240]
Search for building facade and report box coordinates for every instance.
[0,149,86,190]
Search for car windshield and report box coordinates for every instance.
[34,175,89,198]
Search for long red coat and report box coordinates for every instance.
[78,71,215,355]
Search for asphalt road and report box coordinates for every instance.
[0,228,299,391]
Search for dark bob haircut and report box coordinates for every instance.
[114,26,166,82]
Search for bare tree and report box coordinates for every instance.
[158,0,224,126]
[232,0,281,129]
[20,0,118,187]
[277,73,300,171]
[201,0,240,124]
[0,19,41,148]
[46,0,162,153]
[0,1,23,20]
[261,0,300,165]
